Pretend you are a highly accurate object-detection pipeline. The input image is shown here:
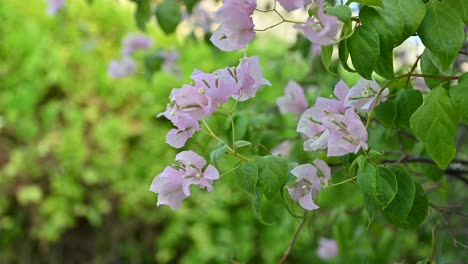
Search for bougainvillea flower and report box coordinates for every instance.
[345,78,389,112]
[121,33,153,56]
[317,238,338,260]
[171,84,217,120]
[277,80,309,116]
[293,7,341,46]
[287,164,322,210]
[413,77,429,93]
[150,151,220,209]
[191,68,240,104]
[46,0,65,15]
[210,0,257,51]
[166,113,200,148]
[277,0,311,11]
[232,56,271,101]
[108,57,136,79]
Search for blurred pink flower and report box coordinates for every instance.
[277,80,309,116]
[317,238,338,260]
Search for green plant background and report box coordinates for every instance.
[0,1,465,263]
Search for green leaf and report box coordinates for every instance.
[235,162,258,195]
[144,52,164,80]
[321,45,334,73]
[450,72,468,122]
[417,1,465,70]
[395,89,423,129]
[256,156,288,200]
[252,189,272,225]
[338,24,355,73]
[184,0,199,14]
[364,194,377,224]
[374,167,398,209]
[210,144,227,164]
[375,99,397,127]
[420,49,446,89]
[155,0,183,34]
[352,0,384,7]
[132,0,151,31]
[410,87,461,169]
[444,0,468,24]
[348,25,380,79]
[235,140,252,149]
[360,5,403,50]
[382,165,415,227]
[356,160,379,194]
[400,183,428,229]
[326,5,352,23]
[374,49,395,80]
[385,0,425,43]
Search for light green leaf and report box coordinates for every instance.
[450,72,468,122]
[417,1,465,70]
[321,45,334,73]
[356,160,379,194]
[326,5,352,23]
[256,156,288,200]
[348,25,380,79]
[420,49,446,89]
[410,87,461,169]
[364,194,377,225]
[444,0,468,24]
[210,144,227,164]
[352,0,384,7]
[235,162,258,195]
[395,89,423,129]
[338,23,355,73]
[234,140,252,149]
[155,0,183,34]
[374,167,398,209]
[382,165,415,226]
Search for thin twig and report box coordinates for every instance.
[279,211,308,264]
[429,223,439,263]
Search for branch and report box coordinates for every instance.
[279,211,308,264]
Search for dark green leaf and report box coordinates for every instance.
[133,0,151,31]
[400,183,428,229]
[417,1,465,70]
[184,0,199,14]
[382,165,415,226]
[360,5,403,50]
[338,23,355,73]
[326,5,352,23]
[450,72,468,122]
[235,162,258,195]
[356,160,379,194]
[374,167,398,209]
[348,25,380,79]
[374,49,395,79]
[144,52,164,80]
[364,194,377,224]
[410,87,461,169]
[375,99,397,127]
[395,89,423,129]
[256,156,288,200]
[385,0,425,43]
[155,0,183,34]
[252,189,272,225]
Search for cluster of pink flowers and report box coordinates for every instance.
[287,159,331,210]
[210,0,341,52]
[295,78,388,157]
[159,55,271,148]
[108,34,153,79]
[150,151,220,209]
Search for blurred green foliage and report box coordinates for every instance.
[0,1,466,263]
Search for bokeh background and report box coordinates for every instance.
[0,1,466,263]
